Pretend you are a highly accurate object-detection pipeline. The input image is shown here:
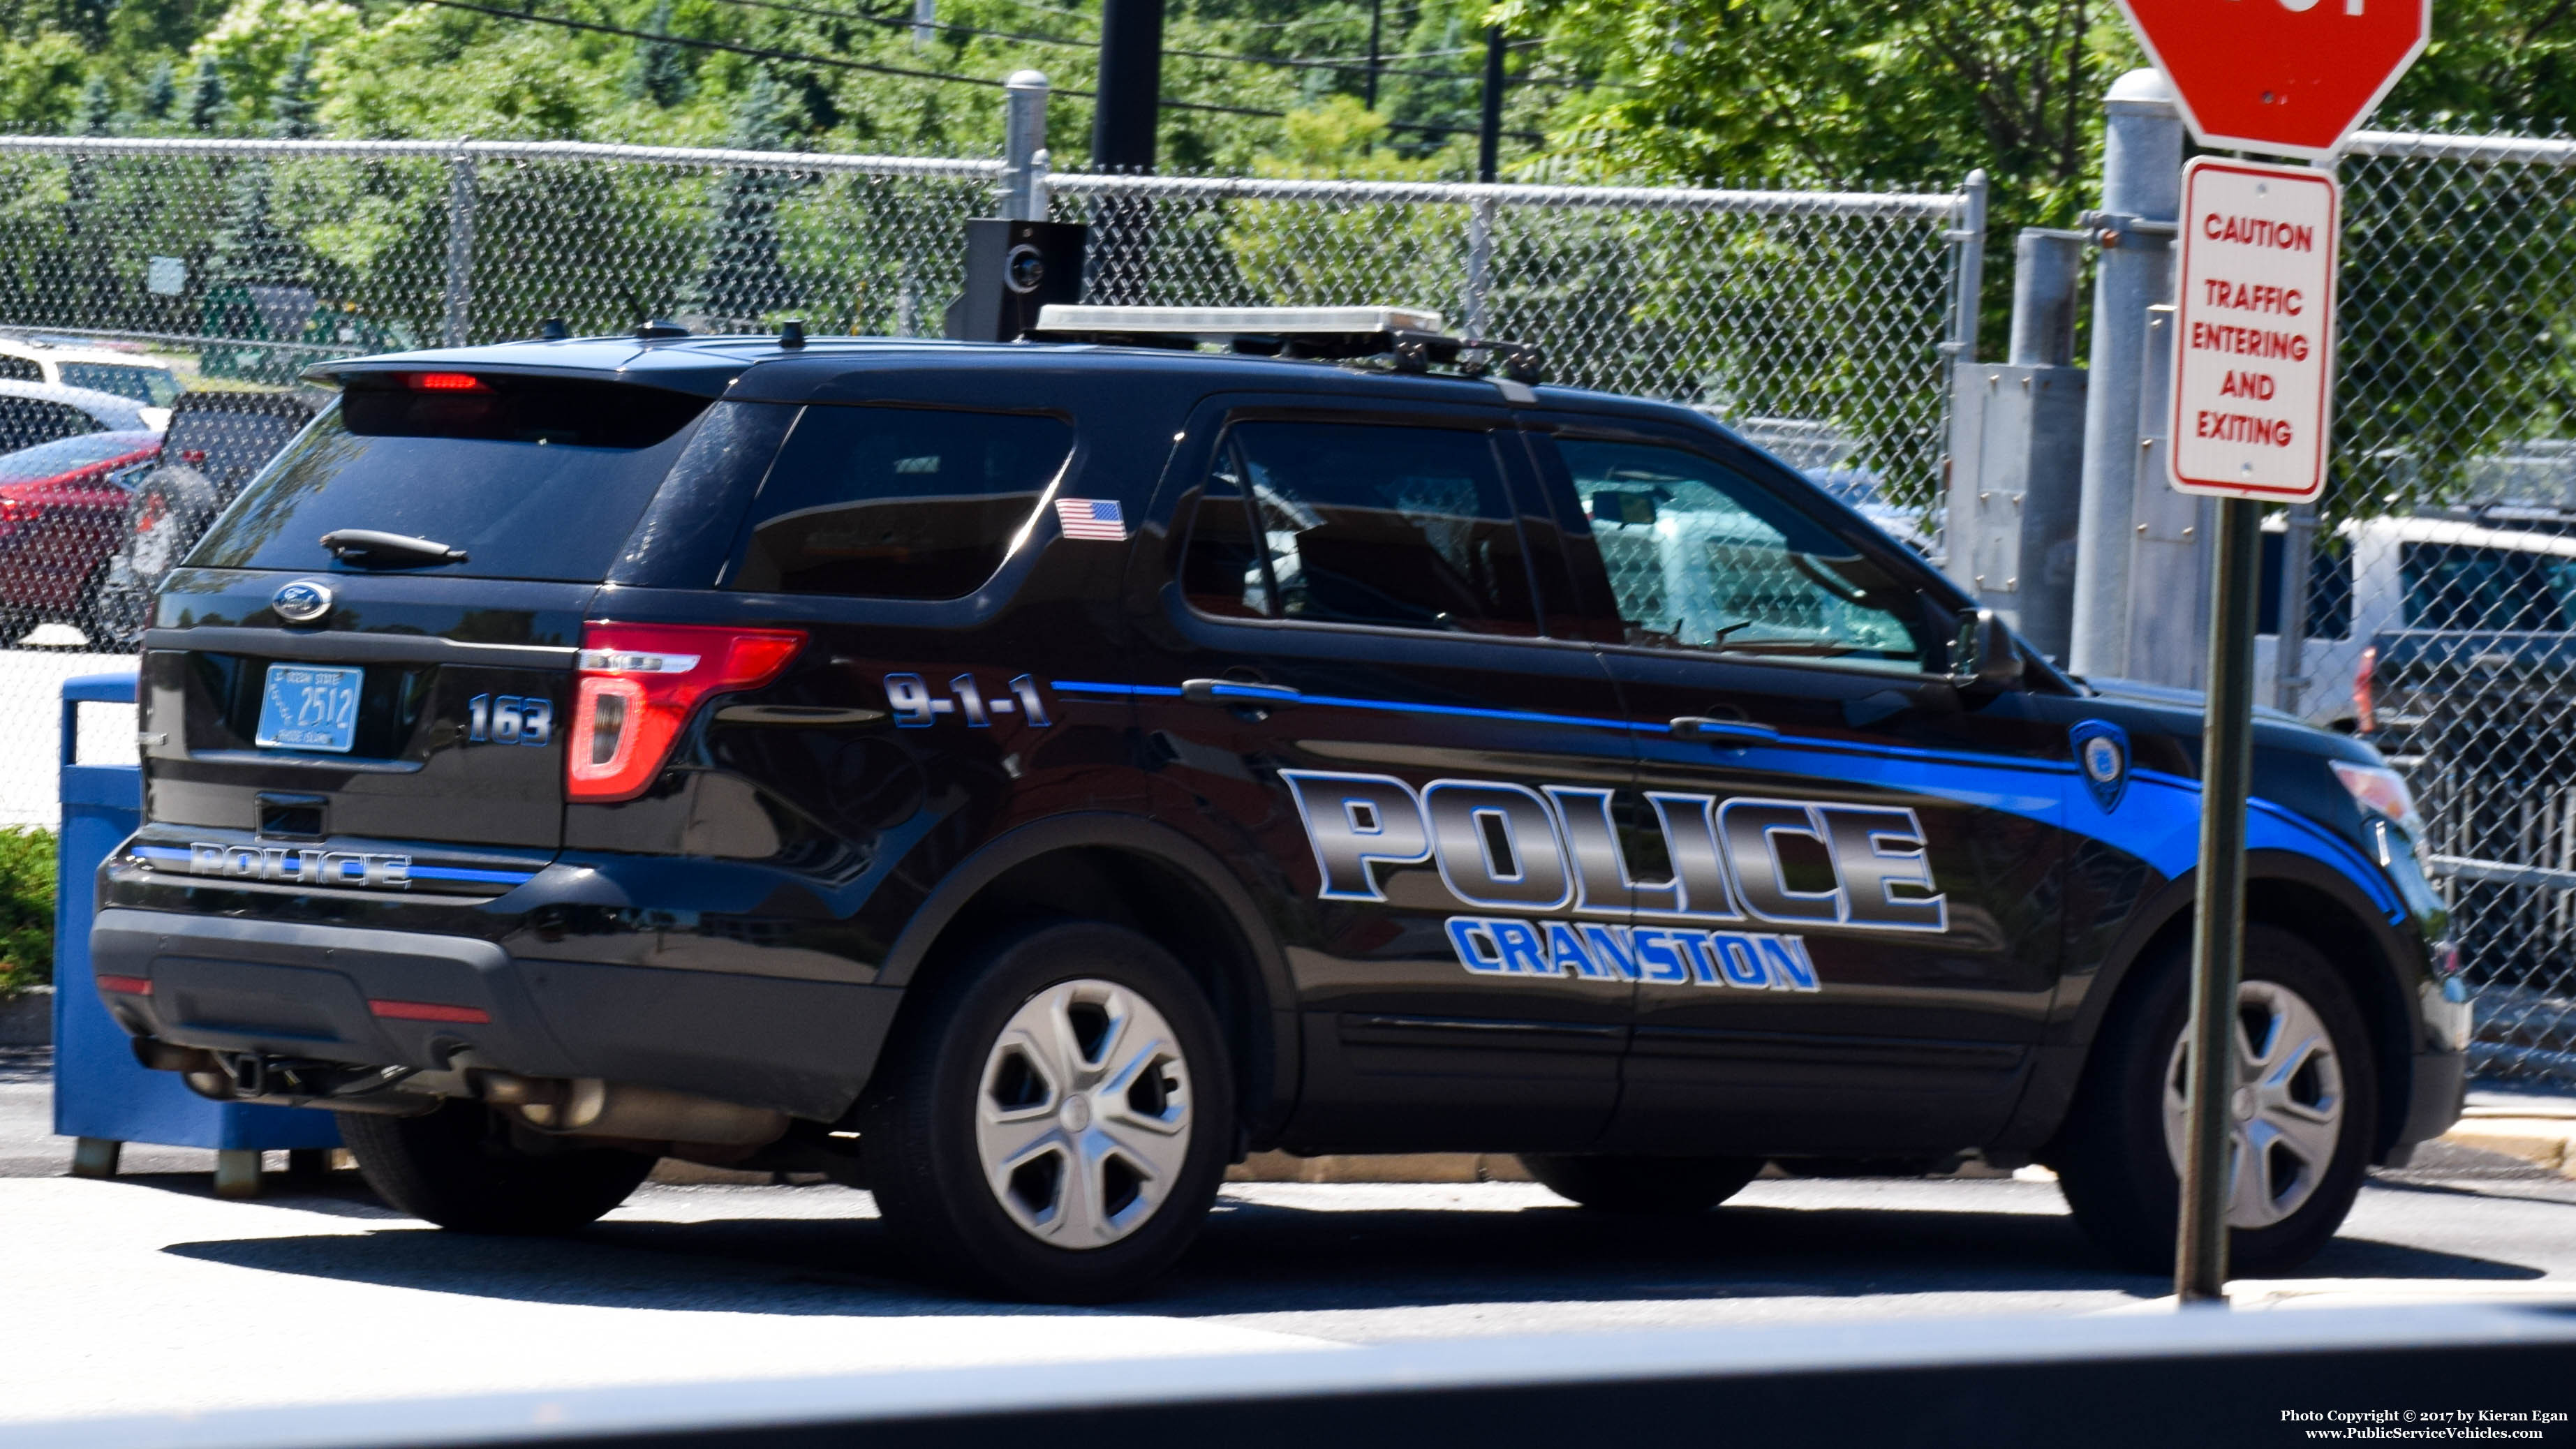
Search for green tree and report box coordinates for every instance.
[269,39,316,137]
[140,56,177,122]
[71,70,107,133]
[624,0,689,109]
[689,68,797,330]
[180,50,222,130]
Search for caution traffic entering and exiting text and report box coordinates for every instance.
[2168,156,2341,504]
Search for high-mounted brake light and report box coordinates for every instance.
[406,372,491,392]
[567,623,806,803]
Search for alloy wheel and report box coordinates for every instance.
[2160,979,2348,1229]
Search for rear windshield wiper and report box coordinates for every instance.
[320,528,468,568]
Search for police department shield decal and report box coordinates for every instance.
[2071,720,2131,813]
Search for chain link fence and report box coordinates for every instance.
[2260,129,2576,1088]
[0,131,1981,830]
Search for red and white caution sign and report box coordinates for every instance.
[2168,157,2341,503]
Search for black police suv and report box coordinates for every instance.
[93,315,2467,1302]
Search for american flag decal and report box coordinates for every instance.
[1053,497,1129,541]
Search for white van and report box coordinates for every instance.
[2258,508,2576,730]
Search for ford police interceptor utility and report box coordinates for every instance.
[91,307,2466,1302]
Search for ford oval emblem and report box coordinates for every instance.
[272,579,333,625]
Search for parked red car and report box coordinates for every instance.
[0,429,162,632]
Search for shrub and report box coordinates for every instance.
[0,827,56,999]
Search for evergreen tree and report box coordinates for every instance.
[72,75,110,138]
[625,0,690,108]
[690,71,798,330]
[181,54,224,133]
[208,162,301,289]
[140,59,176,124]
[269,43,317,139]
[206,44,316,295]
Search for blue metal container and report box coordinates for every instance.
[51,671,341,1157]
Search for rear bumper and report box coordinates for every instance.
[90,908,900,1122]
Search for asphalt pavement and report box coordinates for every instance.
[4,1049,2574,1427]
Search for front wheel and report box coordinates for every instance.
[2052,925,2378,1276]
[859,920,1234,1303]
[339,1099,656,1234]
[1520,1154,1764,1212]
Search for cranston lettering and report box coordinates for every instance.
[1444,916,1822,992]
[188,842,411,889]
[1279,770,1946,933]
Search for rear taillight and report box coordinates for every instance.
[2354,644,2378,734]
[566,623,806,803]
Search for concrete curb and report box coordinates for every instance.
[2441,1118,2576,1178]
[1226,1151,1534,1184]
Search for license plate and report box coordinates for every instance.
[254,664,362,754]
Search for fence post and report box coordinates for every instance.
[1463,193,1497,339]
[443,143,476,347]
[2068,69,2182,680]
[2274,502,2318,712]
[1947,169,1990,369]
[1000,70,1050,222]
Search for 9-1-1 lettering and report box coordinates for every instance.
[884,673,1051,729]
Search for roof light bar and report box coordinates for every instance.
[1028,304,1544,384]
[1033,305,1447,336]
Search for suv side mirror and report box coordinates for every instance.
[1953,609,2022,690]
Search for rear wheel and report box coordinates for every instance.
[859,920,1234,1303]
[1520,1154,1764,1212]
[339,1099,656,1235]
[2052,925,2378,1276]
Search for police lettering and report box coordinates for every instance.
[1280,771,1945,933]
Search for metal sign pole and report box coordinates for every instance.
[2177,493,2263,1302]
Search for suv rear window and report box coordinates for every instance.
[726,404,1074,600]
[188,376,713,582]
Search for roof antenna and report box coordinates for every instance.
[778,319,806,350]
[537,318,569,341]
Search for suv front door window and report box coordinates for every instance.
[1571,437,1932,668]
[1527,425,2069,1156]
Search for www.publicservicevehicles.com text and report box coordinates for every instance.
[2283,1409,2566,1439]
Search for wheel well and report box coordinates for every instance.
[2051,877,2413,1164]
[2244,878,2413,1159]
[901,846,1277,1137]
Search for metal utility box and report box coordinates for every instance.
[1946,361,2089,664]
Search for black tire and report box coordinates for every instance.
[859,919,1235,1304]
[339,1099,656,1235]
[1519,1154,1765,1212]
[2052,924,2379,1276]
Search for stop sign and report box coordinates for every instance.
[2113,0,2430,158]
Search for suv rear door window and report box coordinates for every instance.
[726,405,1074,600]
[1555,437,1931,670]
[1180,419,1538,635]
[188,375,711,581]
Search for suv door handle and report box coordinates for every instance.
[1182,678,1302,708]
[1668,716,1777,746]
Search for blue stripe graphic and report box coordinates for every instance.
[1056,679,2405,919]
